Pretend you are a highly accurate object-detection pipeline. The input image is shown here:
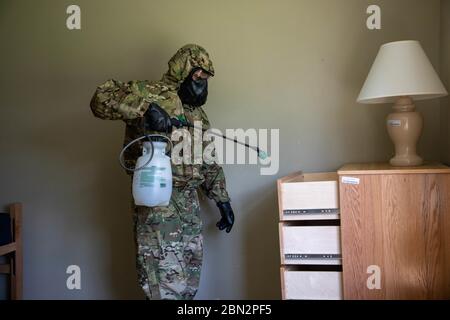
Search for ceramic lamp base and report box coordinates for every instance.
[387,97,423,167]
[389,154,423,167]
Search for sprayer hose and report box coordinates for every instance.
[118,134,173,172]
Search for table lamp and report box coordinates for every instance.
[357,40,448,166]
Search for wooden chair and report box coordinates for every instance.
[0,203,23,300]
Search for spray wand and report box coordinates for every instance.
[176,118,268,160]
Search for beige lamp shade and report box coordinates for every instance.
[357,40,448,167]
[357,40,448,103]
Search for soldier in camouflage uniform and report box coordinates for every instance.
[90,44,235,300]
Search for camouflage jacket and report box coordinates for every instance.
[90,44,230,203]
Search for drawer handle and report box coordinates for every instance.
[283,209,339,215]
[285,254,342,260]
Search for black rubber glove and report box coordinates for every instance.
[144,103,188,132]
[144,103,173,133]
[216,201,235,233]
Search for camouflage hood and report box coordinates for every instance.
[161,44,215,88]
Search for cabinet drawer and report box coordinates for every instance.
[280,225,342,265]
[281,267,343,300]
[278,172,339,221]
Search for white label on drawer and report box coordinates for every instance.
[342,176,360,185]
[387,119,401,127]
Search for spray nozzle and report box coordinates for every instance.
[257,149,268,160]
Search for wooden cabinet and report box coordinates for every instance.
[278,172,343,300]
[280,225,341,265]
[281,267,343,300]
[278,172,340,221]
[278,164,450,300]
[338,163,450,299]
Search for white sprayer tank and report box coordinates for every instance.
[132,141,172,207]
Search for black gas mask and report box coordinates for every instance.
[177,69,209,107]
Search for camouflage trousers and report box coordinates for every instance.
[133,187,203,300]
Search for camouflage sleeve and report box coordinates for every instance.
[200,162,231,203]
[90,79,153,120]
[198,107,230,203]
